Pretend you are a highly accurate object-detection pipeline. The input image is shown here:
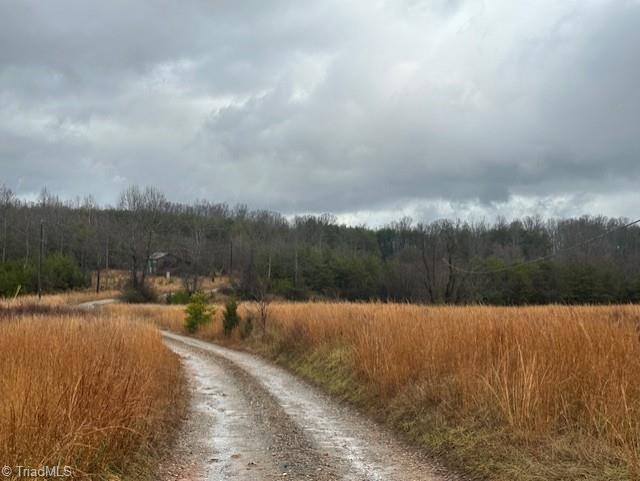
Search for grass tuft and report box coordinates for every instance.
[0,305,185,480]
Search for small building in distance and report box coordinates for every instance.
[147,252,183,278]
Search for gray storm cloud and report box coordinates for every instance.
[1,0,639,223]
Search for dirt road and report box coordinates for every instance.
[77,298,118,309]
[161,331,460,481]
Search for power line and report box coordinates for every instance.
[443,217,640,276]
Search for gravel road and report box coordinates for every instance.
[161,331,460,481]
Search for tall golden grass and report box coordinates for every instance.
[107,303,225,339]
[0,304,184,480]
[12,289,120,306]
[122,300,640,472]
[88,270,225,295]
[265,304,640,454]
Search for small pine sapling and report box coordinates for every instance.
[184,292,213,333]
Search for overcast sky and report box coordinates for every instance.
[1,0,639,225]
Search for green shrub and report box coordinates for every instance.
[42,253,86,291]
[120,283,158,304]
[0,254,86,298]
[184,292,213,333]
[0,261,34,297]
[222,299,240,336]
[286,287,309,301]
[167,290,192,305]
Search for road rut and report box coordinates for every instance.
[161,331,460,481]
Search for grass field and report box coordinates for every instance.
[88,270,223,295]
[12,289,120,306]
[114,301,640,480]
[0,300,185,480]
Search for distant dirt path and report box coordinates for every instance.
[161,331,461,481]
[77,298,118,309]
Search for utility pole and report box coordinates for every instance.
[37,219,43,300]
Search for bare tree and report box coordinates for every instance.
[417,220,469,303]
[118,185,167,292]
[180,212,208,294]
[0,185,15,263]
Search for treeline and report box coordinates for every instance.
[0,183,639,304]
[0,254,86,297]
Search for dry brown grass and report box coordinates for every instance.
[122,300,640,478]
[90,270,227,295]
[0,303,184,480]
[107,303,224,339]
[12,289,120,306]
[149,274,223,294]
[268,305,640,448]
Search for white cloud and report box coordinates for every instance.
[1,0,639,223]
